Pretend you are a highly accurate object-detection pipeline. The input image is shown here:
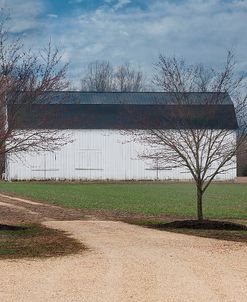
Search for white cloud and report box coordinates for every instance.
[114,0,131,10]
[83,43,105,54]
[69,0,85,3]
[47,14,58,19]
[5,0,247,87]
[232,0,247,9]
[0,0,44,33]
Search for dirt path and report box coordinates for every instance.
[0,193,93,223]
[0,193,183,224]
[1,219,247,302]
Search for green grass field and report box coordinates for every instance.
[0,182,247,219]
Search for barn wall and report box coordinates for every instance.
[5,130,237,181]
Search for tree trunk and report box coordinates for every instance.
[197,186,203,221]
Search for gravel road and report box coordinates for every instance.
[1,220,247,302]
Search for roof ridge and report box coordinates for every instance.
[43,91,229,94]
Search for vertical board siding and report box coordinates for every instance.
[6,129,237,181]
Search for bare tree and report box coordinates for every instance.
[131,52,246,221]
[115,63,144,91]
[0,14,69,174]
[80,61,115,92]
[81,61,145,91]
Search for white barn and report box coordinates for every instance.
[5,92,238,181]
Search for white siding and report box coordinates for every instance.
[5,129,237,181]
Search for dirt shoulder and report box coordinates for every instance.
[0,193,179,225]
[0,193,93,224]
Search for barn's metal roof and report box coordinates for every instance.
[10,91,238,130]
[35,91,233,105]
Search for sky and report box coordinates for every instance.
[1,0,247,88]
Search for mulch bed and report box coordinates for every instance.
[152,220,247,230]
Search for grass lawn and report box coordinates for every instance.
[0,224,84,259]
[0,182,247,220]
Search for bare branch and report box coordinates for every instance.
[0,13,69,169]
[129,51,246,220]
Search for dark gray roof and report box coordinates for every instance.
[36,91,233,105]
[10,91,238,130]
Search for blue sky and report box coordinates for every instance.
[1,0,247,87]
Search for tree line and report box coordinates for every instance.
[80,61,145,92]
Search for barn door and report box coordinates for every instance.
[30,152,59,179]
[75,149,103,179]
